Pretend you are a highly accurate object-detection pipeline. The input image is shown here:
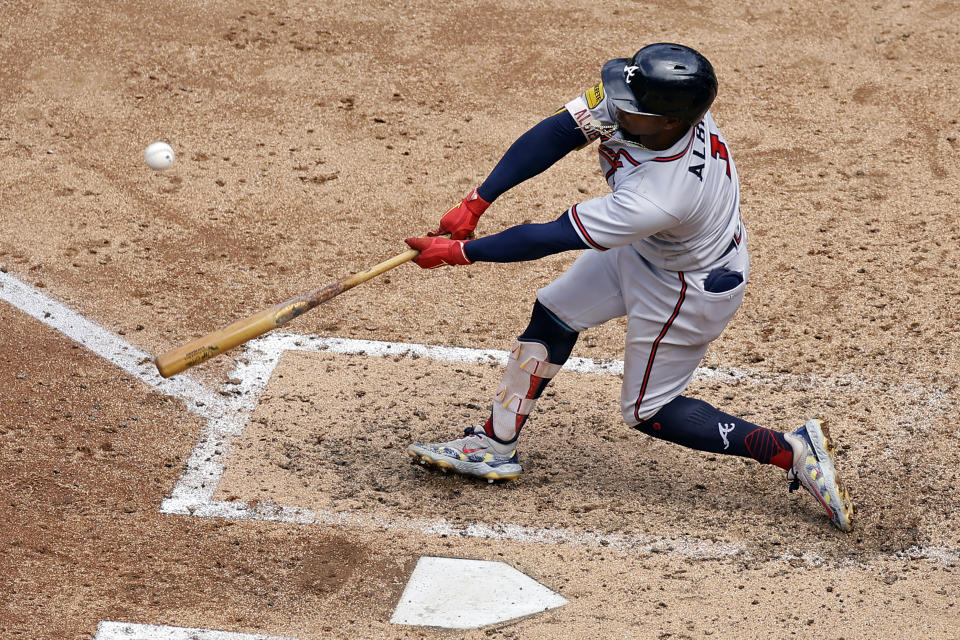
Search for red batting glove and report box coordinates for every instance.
[405,236,473,269]
[428,187,491,240]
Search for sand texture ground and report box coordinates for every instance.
[2,1,959,638]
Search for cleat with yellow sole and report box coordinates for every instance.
[408,426,522,481]
[785,419,854,532]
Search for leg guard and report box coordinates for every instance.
[489,340,563,442]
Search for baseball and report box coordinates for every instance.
[144,141,175,170]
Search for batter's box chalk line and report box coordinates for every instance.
[94,621,292,640]
[1,271,956,567]
[165,332,958,568]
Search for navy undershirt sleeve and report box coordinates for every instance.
[463,212,589,263]
[476,110,588,203]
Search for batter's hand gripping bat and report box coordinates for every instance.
[154,248,419,378]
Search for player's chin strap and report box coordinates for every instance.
[588,118,652,150]
[489,340,563,442]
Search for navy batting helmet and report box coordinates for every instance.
[601,43,718,124]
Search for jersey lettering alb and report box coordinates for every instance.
[563,84,744,272]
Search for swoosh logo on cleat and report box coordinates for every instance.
[463,447,483,454]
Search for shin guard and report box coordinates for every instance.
[489,340,563,442]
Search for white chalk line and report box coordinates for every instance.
[0,271,236,420]
[95,621,291,640]
[2,272,956,567]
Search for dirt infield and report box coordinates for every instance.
[2,1,960,638]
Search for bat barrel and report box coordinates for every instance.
[152,248,420,378]
[154,306,281,377]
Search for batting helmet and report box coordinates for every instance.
[601,43,718,124]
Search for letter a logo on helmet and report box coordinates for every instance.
[601,43,718,125]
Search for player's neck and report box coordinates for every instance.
[622,127,689,151]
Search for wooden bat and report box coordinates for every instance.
[154,248,419,378]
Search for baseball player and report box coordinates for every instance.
[404,43,854,532]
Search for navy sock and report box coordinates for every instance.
[634,396,794,469]
[519,299,579,364]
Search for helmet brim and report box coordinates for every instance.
[601,58,659,116]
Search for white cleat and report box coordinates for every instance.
[785,419,854,532]
[408,426,522,482]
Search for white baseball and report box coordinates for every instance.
[144,141,175,170]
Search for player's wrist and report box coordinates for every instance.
[468,186,493,213]
[458,240,474,264]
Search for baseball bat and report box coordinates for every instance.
[154,248,419,378]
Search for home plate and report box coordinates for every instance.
[390,556,568,629]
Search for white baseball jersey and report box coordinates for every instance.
[535,82,750,423]
[563,84,743,272]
